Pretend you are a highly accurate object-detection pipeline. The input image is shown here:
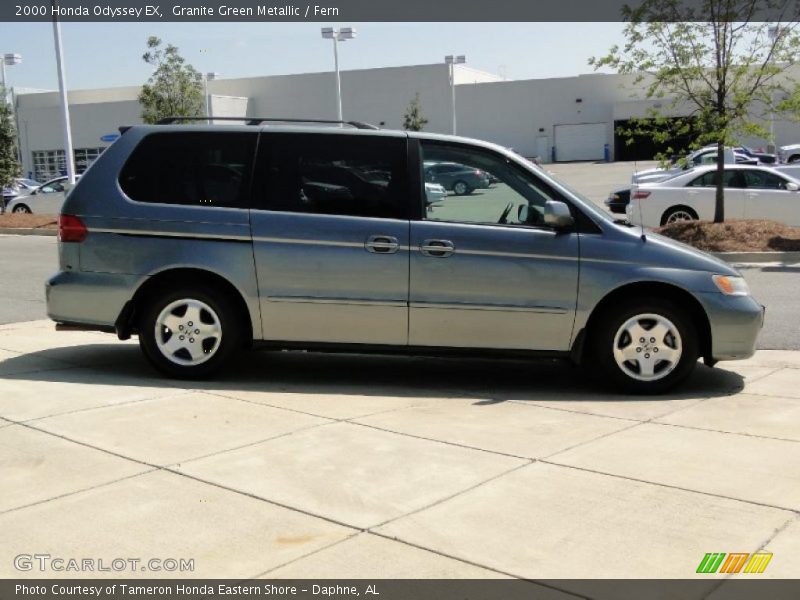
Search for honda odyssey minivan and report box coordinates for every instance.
[46,118,763,393]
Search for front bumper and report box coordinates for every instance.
[697,292,764,361]
[46,270,144,329]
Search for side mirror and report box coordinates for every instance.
[544,200,575,230]
[787,182,799,191]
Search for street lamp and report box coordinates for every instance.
[445,55,466,135]
[1,53,22,103]
[321,27,356,122]
[768,26,779,154]
[51,10,76,185]
[203,72,219,119]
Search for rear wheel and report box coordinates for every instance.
[453,180,472,195]
[139,287,243,379]
[661,206,698,226]
[590,298,698,394]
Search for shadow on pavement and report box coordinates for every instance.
[1,342,745,402]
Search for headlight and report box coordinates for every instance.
[712,275,750,296]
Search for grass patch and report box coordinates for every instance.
[0,213,57,230]
[655,219,800,252]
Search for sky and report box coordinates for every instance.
[0,22,625,91]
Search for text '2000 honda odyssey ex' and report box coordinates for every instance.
[46,118,764,393]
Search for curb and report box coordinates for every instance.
[0,227,57,236]
[712,251,800,264]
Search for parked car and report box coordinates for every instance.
[2,178,42,213]
[605,187,631,214]
[626,164,800,228]
[632,146,754,185]
[424,182,447,210]
[47,120,763,394]
[6,176,77,214]
[735,146,778,164]
[424,161,491,195]
[779,144,800,163]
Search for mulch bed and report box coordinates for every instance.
[654,219,800,252]
[0,213,58,230]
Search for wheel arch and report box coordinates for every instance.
[574,281,712,364]
[115,267,254,345]
[660,205,699,226]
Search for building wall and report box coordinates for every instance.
[455,73,642,160]
[15,63,800,173]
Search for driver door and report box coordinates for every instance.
[409,141,579,351]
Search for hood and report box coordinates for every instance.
[640,229,739,276]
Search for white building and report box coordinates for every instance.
[14,63,800,181]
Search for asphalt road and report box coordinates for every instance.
[0,234,797,349]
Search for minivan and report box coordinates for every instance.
[46,118,763,393]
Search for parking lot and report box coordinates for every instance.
[1,160,799,587]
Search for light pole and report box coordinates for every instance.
[51,7,76,184]
[1,54,22,166]
[768,25,778,154]
[1,53,22,104]
[321,27,356,122]
[203,72,219,119]
[445,55,466,135]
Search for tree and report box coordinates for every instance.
[138,37,204,124]
[402,92,429,131]
[0,87,21,191]
[591,0,800,222]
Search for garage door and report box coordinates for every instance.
[554,123,607,162]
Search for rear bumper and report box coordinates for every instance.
[697,292,764,361]
[46,270,144,329]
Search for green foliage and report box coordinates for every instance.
[0,88,21,189]
[590,0,800,222]
[402,92,429,131]
[138,37,204,124]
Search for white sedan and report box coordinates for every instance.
[627,165,800,228]
[6,176,77,215]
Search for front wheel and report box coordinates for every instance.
[12,204,31,214]
[139,287,243,379]
[590,298,698,394]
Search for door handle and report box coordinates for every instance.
[365,235,400,254]
[420,239,456,257]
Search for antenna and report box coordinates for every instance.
[638,191,646,242]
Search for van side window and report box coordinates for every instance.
[119,132,257,207]
[253,133,409,219]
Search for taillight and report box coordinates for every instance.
[58,214,87,243]
[632,190,651,199]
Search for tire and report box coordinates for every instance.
[589,298,698,394]
[453,180,471,196]
[12,204,31,214]
[660,206,698,226]
[789,155,800,164]
[138,286,243,379]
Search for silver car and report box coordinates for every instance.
[46,120,763,393]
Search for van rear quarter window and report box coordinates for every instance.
[118,132,257,207]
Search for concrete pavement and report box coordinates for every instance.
[1,320,799,586]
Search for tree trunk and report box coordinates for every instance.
[713,140,725,223]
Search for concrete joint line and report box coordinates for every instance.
[540,459,800,516]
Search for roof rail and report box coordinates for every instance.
[156,116,380,130]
